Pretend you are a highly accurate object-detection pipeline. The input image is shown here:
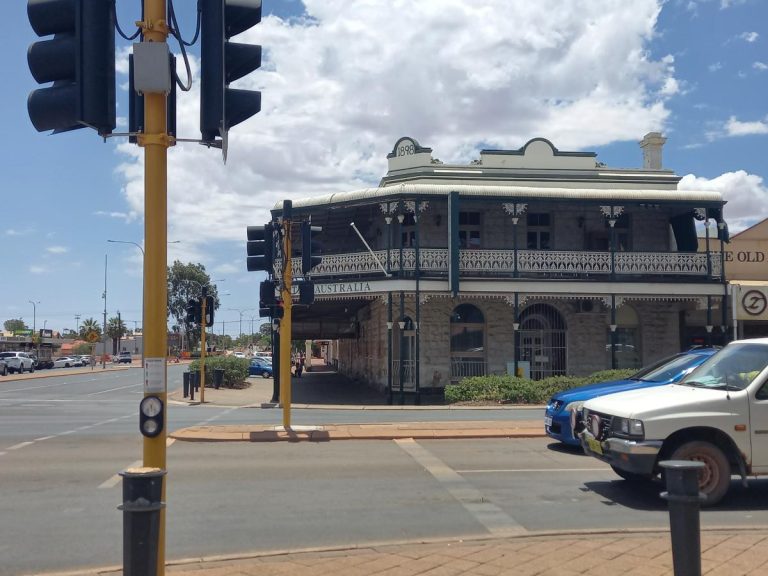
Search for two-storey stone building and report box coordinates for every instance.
[274,133,729,402]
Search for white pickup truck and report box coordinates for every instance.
[579,338,768,506]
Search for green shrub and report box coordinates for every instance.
[189,356,250,389]
[444,368,637,404]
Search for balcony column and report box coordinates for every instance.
[503,203,527,278]
[610,295,617,370]
[705,217,712,279]
[718,220,729,342]
[387,293,393,405]
[706,296,713,347]
[379,201,397,274]
[398,291,406,405]
[412,202,426,405]
[513,292,520,377]
[600,206,623,279]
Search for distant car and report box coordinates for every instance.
[79,355,93,366]
[0,351,35,373]
[544,347,720,446]
[117,351,132,364]
[249,358,273,378]
[233,352,247,359]
[0,358,7,376]
[53,356,80,368]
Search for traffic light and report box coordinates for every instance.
[186,298,200,324]
[27,0,116,135]
[298,281,314,306]
[205,295,215,325]
[139,396,164,438]
[200,0,263,148]
[247,223,274,272]
[301,221,323,274]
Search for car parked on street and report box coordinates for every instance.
[0,351,35,373]
[117,351,132,364]
[53,356,81,368]
[249,358,273,378]
[545,346,720,446]
[578,338,768,506]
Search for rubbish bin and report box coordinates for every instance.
[182,372,190,398]
[213,368,225,390]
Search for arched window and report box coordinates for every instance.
[450,304,486,380]
[609,304,641,369]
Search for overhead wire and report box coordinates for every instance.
[167,0,202,92]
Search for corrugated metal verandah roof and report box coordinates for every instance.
[276,183,724,211]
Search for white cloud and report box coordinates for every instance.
[115,0,677,257]
[5,228,34,236]
[29,265,46,275]
[708,62,722,72]
[753,61,768,71]
[724,115,768,136]
[46,246,69,254]
[739,31,759,42]
[679,171,768,232]
[94,210,137,222]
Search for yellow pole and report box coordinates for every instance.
[280,218,292,428]
[139,1,169,574]
[200,296,206,403]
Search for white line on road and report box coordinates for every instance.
[100,438,177,489]
[8,442,34,451]
[87,383,142,396]
[395,438,526,536]
[457,467,611,473]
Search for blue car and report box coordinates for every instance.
[544,347,719,446]
[249,358,273,378]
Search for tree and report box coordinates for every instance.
[4,319,28,333]
[106,316,127,355]
[79,318,101,340]
[167,261,221,350]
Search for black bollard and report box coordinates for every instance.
[189,372,195,401]
[660,460,705,576]
[182,372,190,398]
[118,467,166,576]
[213,368,224,390]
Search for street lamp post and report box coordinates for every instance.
[107,239,181,360]
[28,300,39,334]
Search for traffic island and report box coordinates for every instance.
[170,420,546,442]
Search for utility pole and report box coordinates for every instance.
[75,314,81,335]
[139,0,170,573]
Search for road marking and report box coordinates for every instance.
[34,436,56,442]
[99,460,142,489]
[0,452,6,456]
[457,467,611,473]
[8,442,34,451]
[99,438,176,489]
[87,383,142,396]
[395,438,525,536]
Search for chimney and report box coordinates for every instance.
[639,132,666,170]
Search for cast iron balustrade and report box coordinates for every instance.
[283,248,721,280]
[450,358,487,381]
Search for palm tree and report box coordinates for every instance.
[106,316,127,355]
[79,318,101,340]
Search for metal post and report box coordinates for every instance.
[387,292,393,405]
[271,320,280,403]
[660,460,705,576]
[139,1,169,573]
[103,254,108,369]
[399,291,405,405]
[280,201,293,428]
[200,287,208,403]
[119,468,166,576]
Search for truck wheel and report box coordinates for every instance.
[670,441,731,506]
[610,465,648,483]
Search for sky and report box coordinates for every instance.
[1,0,767,337]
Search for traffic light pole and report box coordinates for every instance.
[140,1,169,574]
[280,201,293,428]
[200,289,207,403]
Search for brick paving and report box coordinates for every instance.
[58,530,765,576]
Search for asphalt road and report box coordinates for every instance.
[2,368,767,576]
